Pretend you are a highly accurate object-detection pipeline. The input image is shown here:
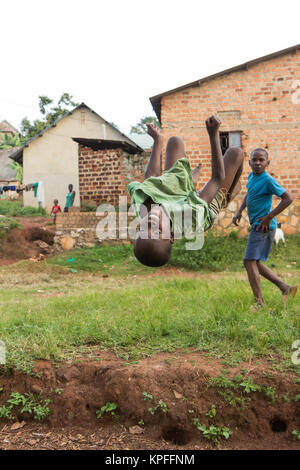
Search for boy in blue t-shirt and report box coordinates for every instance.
[233,148,297,306]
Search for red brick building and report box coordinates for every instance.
[74,138,150,207]
[150,44,300,234]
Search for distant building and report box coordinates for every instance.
[9,103,147,211]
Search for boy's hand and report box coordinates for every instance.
[256,214,272,232]
[232,212,242,226]
[205,115,221,136]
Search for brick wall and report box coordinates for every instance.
[55,211,136,250]
[78,146,150,207]
[160,49,300,233]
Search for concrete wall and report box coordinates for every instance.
[22,108,134,212]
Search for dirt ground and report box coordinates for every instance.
[0,217,55,265]
[0,351,299,451]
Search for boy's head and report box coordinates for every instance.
[134,204,174,267]
[68,184,73,192]
[54,199,58,205]
[249,148,269,175]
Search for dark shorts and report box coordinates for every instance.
[244,226,275,261]
[64,207,69,213]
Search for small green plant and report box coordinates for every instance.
[0,392,51,421]
[193,418,232,445]
[281,393,291,403]
[50,388,64,395]
[239,378,261,394]
[138,419,145,426]
[0,405,13,419]
[293,394,300,402]
[292,429,300,440]
[142,392,168,415]
[142,392,153,401]
[96,402,118,419]
[206,404,216,419]
[262,386,276,403]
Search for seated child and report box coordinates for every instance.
[50,199,61,224]
[127,115,244,266]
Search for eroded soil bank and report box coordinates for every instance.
[0,351,299,450]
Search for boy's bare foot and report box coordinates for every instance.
[282,285,298,303]
[192,163,202,185]
[146,123,163,145]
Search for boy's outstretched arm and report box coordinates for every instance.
[198,115,225,204]
[257,191,293,232]
[233,194,247,225]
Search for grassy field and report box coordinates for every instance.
[0,200,48,217]
[0,232,299,374]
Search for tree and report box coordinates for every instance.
[130,116,161,134]
[0,132,25,149]
[7,161,23,183]
[20,93,79,141]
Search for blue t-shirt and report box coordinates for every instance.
[246,171,286,231]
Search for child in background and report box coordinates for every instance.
[51,199,61,224]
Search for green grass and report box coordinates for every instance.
[0,232,299,373]
[47,231,300,274]
[0,269,299,372]
[0,200,48,217]
[0,216,21,239]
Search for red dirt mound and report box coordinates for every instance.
[0,351,299,450]
[0,218,55,266]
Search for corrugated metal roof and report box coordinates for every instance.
[128,133,153,150]
[150,44,300,120]
[72,137,143,154]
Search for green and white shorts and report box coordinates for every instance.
[197,188,228,226]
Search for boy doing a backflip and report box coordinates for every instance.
[128,116,244,266]
[233,148,297,305]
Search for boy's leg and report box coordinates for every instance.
[144,124,164,179]
[244,259,264,305]
[198,147,244,205]
[257,261,298,299]
[164,136,186,171]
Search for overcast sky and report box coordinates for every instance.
[0,0,299,135]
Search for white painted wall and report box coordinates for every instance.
[23,108,132,212]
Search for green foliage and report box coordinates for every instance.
[142,392,168,415]
[292,429,300,440]
[206,404,217,418]
[0,216,21,239]
[0,200,47,217]
[0,132,25,149]
[142,392,153,401]
[193,418,232,445]
[7,161,23,183]
[0,405,13,419]
[20,93,78,141]
[96,402,118,419]
[130,115,161,134]
[0,392,51,421]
